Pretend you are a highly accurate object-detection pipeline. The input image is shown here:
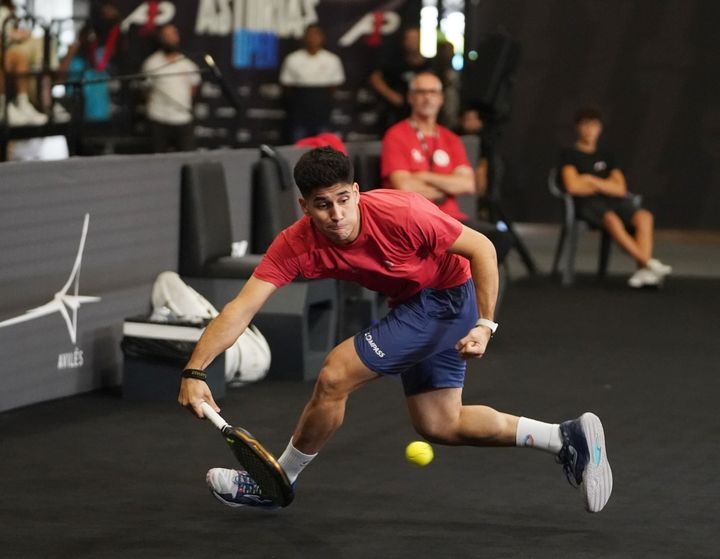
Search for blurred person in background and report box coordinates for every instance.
[381,71,511,263]
[433,39,460,130]
[279,23,345,143]
[59,23,111,122]
[58,1,124,123]
[558,106,672,288]
[0,0,47,125]
[141,23,200,153]
[369,26,432,131]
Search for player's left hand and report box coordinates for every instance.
[455,325,492,359]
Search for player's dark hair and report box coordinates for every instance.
[574,105,604,124]
[293,147,354,198]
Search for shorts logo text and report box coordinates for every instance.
[364,332,385,358]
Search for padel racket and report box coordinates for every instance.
[200,402,294,507]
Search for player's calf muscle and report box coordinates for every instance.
[458,406,518,445]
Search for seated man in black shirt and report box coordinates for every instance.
[558,106,672,288]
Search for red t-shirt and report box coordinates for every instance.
[253,189,470,306]
[381,119,471,221]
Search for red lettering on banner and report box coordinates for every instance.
[366,11,384,47]
[139,1,160,36]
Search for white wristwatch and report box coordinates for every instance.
[475,318,499,334]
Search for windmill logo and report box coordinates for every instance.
[0,214,101,344]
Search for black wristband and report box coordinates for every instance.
[182,368,207,382]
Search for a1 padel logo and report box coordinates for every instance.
[0,214,100,369]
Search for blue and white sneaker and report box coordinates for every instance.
[557,412,613,513]
[206,468,279,509]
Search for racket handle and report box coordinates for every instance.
[200,402,228,431]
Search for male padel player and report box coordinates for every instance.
[178,146,613,513]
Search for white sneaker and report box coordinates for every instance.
[51,103,72,123]
[628,267,660,288]
[10,97,48,126]
[206,467,279,509]
[557,412,613,513]
[647,258,672,277]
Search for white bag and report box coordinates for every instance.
[150,272,271,384]
[151,271,217,322]
[229,324,272,386]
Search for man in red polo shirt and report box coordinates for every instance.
[381,71,511,260]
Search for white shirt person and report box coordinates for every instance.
[141,24,200,152]
[279,23,345,142]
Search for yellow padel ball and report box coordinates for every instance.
[405,440,434,466]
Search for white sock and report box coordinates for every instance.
[516,417,563,454]
[278,438,317,484]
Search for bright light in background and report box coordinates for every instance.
[26,0,76,57]
[30,0,73,20]
[421,0,466,67]
[441,11,465,70]
[10,0,74,40]
[13,0,73,22]
[420,5,438,58]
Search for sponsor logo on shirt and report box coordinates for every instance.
[364,332,385,358]
[432,149,450,167]
[411,148,424,163]
[594,160,607,172]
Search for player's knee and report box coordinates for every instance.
[414,428,446,444]
[313,365,351,402]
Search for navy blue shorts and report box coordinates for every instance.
[353,279,478,396]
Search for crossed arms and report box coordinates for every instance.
[388,166,476,202]
[561,165,628,197]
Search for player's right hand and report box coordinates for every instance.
[178,378,220,418]
[455,325,491,359]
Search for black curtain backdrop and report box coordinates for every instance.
[464,0,720,230]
